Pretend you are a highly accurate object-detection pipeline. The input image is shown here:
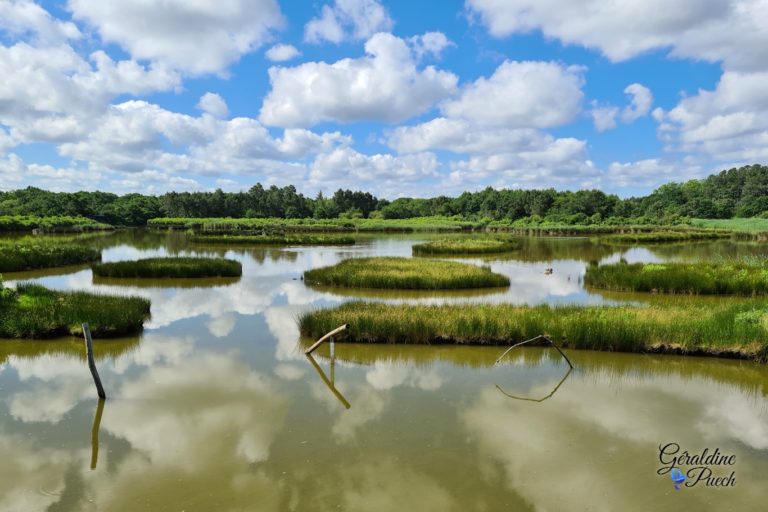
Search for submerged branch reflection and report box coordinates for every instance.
[306,353,351,410]
[90,398,105,470]
[496,367,573,403]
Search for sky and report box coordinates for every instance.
[0,0,766,199]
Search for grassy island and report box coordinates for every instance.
[300,301,768,361]
[0,240,101,272]
[303,257,510,290]
[585,261,768,295]
[0,215,112,233]
[412,238,520,255]
[190,234,356,245]
[0,282,150,338]
[601,231,732,244]
[92,257,242,278]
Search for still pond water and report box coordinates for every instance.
[1,231,767,511]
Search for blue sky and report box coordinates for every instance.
[1,0,766,198]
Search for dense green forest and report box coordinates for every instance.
[1,164,766,226]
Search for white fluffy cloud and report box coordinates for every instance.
[310,147,439,192]
[590,83,653,132]
[441,60,584,128]
[196,92,229,119]
[0,42,179,143]
[260,32,458,127]
[69,0,284,75]
[466,0,768,71]
[658,71,768,161]
[305,0,392,44]
[408,32,453,60]
[265,43,300,62]
[0,0,81,43]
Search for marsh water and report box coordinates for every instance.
[1,231,767,511]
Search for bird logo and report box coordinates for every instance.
[670,467,687,490]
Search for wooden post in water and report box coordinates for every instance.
[305,324,349,355]
[82,323,106,399]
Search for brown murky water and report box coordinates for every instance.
[1,231,766,511]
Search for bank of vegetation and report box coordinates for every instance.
[91,257,242,279]
[303,257,510,290]
[412,238,520,255]
[585,261,768,295]
[0,215,111,233]
[299,302,768,361]
[0,240,101,272]
[0,281,150,338]
[2,164,767,229]
[189,234,356,245]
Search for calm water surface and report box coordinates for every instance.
[1,231,766,511]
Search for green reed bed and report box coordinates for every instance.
[148,216,481,233]
[92,257,242,278]
[412,238,520,255]
[303,257,510,290]
[0,282,150,338]
[0,215,112,233]
[585,261,768,295]
[299,301,768,361]
[190,234,356,245]
[601,231,732,244]
[0,240,101,272]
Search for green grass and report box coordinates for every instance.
[0,240,101,272]
[189,234,356,245]
[299,301,768,361]
[585,261,768,295]
[0,282,150,338]
[690,218,768,233]
[148,216,482,233]
[92,257,242,278]
[0,215,112,233]
[303,257,510,290]
[601,230,733,244]
[412,238,520,255]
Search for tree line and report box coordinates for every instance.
[0,164,766,226]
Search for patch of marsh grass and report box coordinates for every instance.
[585,261,768,295]
[190,234,355,245]
[299,301,768,361]
[303,257,510,290]
[0,281,150,338]
[92,257,242,278]
[412,238,520,255]
[0,240,101,272]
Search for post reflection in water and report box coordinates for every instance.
[90,398,105,470]
[496,366,573,402]
[306,353,352,409]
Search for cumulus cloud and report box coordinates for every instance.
[658,71,768,161]
[259,32,458,127]
[0,0,81,43]
[441,60,584,128]
[265,43,300,62]
[304,0,393,44]
[466,0,768,71]
[408,32,453,60]
[310,146,439,192]
[589,83,653,132]
[620,83,653,123]
[196,92,229,119]
[69,0,284,75]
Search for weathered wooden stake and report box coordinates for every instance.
[82,323,106,399]
[305,324,349,355]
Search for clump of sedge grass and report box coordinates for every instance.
[0,240,101,272]
[92,257,242,278]
[299,301,768,361]
[0,281,150,338]
[190,234,355,245]
[602,231,731,244]
[585,260,768,295]
[412,238,520,255]
[303,257,510,290]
